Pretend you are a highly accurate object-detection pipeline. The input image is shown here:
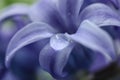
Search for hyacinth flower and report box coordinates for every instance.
[5,0,120,79]
[0,4,40,80]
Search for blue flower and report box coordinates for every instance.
[5,0,120,79]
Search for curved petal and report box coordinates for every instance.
[29,0,65,32]
[5,22,57,68]
[39,38,74,78]
[80,3,120,27]
[66,20,116,62]
[0,4,30,22]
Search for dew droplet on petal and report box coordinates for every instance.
[50,34,70,50]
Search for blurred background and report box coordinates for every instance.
[0,0,34,9]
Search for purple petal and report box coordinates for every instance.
[39,36,74,78]
[58,0,84,32]
[29,0,65,32]
[5,22,57,68]
[80,3,120,27]
[66,20,116,62]
[58,0,83,19]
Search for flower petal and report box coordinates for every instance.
[58,0,83,18]
[29,0,66,32]
[39,41,74,78]
[66,20,116,62]
[5,22,57,68]
[58,0,84,32]
[110,0,120,9]
[0,4,30,22]
[80,3,120,27]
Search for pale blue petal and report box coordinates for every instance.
[80,3,120,27]
[66,20,116,62]
[5,22,57,67]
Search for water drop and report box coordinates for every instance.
[50,34,70,50]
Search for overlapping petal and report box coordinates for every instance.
[39,42,74,78]
[39,20,116,78]
[58,0,84,32]
[29,0,66,32]
[5,22,57,67]
[67,20,116,62]
[58,0,83,20]
[80,3,120,27]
